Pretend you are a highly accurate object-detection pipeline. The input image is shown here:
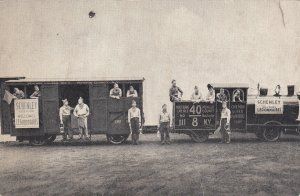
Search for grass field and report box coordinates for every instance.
[0,133,299,196]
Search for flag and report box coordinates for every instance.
[3,90,15,104]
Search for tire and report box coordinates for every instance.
[29,136,46,146]
[189,131,209,143]
[262,127,281,142]
[106,134,129,144]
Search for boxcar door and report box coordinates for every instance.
[41,84,59,134]
[89,84,107,133]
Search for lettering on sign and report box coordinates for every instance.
[14,99,39,129]
[255,97,283,114]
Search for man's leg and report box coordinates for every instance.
[62,117,68,141]
[165,125,170,144]
[66,116,73,140]
[220,120,225,143]
[160,126,165,144]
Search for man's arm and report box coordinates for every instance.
[138,109,141,125]
[59,108,63,123]
[226,110,231,124]
[119,89,122,97]
[134,90,138,97]
[73,106,78,117]
[178,87,183,95]
[85,105,90,117]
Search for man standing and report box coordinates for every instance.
[220,101,231,144]
[13,88,25,99]
[59,99,73,141]
[158,104,171,145]
[128,100,141,145]
[110,83,122,99]
[191,86,202,103]
[73,97,90,140]
[169,80,183,102]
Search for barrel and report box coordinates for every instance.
[287,85,294,96]
[260,88,268,96]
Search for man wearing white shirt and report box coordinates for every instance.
[191,86,202,103]
[220,101,231,144]
[128,100,141,145]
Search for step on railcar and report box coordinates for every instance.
[173,83,300,142]
[0,77,144,145]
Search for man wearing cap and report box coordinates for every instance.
[158,104,171,145]
[59,99,73,141]
[110,83,122,99]
[220,101,231,144]
[128,100,141,145]
[169,80,183,102]
[191,86,202,103]
[206,84,215,103]
[73,97,90,140]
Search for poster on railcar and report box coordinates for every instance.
[230,102,247,130]
[174,102,215,130]
[14,99,39,128]
[255,97,283,114]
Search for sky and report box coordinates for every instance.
[0,0,299,125]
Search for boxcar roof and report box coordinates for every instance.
[0,76,25,82]
[211,83,249,88]
[6,77,145,84]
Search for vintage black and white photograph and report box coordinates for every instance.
[0,0,299,195]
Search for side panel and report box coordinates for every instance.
[41,84,59,134]
[1,83,12,134]
[89,84,108,133]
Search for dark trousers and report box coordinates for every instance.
[62,115,73,139]
[220,118,230,143]
[130,118,140,144]
[160,122,170,143]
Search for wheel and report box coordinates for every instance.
[45,135,56,144]
[189,131,209,143]
[106,134,129,144]
[29,136,46,146]
[262,127,281,142]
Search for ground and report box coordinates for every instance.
[0,133,299,196]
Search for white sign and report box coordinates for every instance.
[14,99,39,128]
[255,97,283,114]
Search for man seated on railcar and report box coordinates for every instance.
[30,85,41,99]
[126,85,138,97]
[169,79,183,102]
[190,85,202,103]
[110,83,122,99]
[205,84,215,103]
[13,88,25,99]
[216,88,228,103]
[73,97,90,140]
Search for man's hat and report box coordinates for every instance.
[207,84,213,89]
[62,99,68,103]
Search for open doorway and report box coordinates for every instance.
[59,84,89,108]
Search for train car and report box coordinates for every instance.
[173,83,300,142]
[0,77,144,145]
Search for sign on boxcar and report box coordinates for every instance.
[14,99,39,128]
[255,97,283,114]
[230,102,247,129]
[174,102,215,130]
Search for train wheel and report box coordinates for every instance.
[262,127,280,142]
[106,134,129,144]
[189,131,209,143]
[29,136,46,146]
[46,135,56,144]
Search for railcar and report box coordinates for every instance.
[173,83,300,142]
[0,77,144,145]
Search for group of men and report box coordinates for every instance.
[11,85,41,99]
[168,80,232,144]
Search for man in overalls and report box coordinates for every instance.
[128,100,141,145]
[59,99,73,141]
[110,83,122,99]
[73,97,90,140]
[158,104,171,145]
[169,80,183,102]
[220,101,231,144]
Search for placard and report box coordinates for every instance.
[255,97,283,114]
[14,99,39,128]
[174,101,215,130]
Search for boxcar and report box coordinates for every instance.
[173,83,300,142]
[0,77,144,145]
